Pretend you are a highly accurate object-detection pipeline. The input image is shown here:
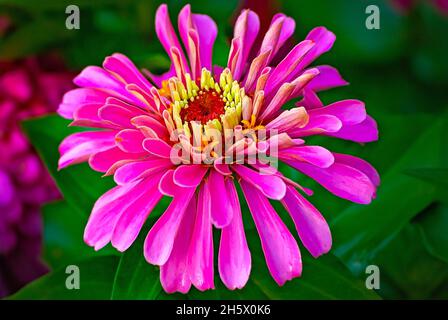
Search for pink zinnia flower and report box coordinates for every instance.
[58,4,379,293]
[0,57,72,297]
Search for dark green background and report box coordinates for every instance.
[1,0,447,299]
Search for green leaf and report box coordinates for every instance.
[22,115,115,217]
[405,168,448,189]
[9,256,119,300]
[42,201,118,270]
[417,204,448,264]
[374,224,448,299]
[331,116,444,273]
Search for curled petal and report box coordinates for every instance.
[58,131,115,169]
[219,178,251,290]
[282,186,332,258]
[240,180,301,286]
[160,197,196,293]
[173,165,208,188]
[144,187,196,265]
[232,164,286,200]
[208,169,233,228]
[187,182,214,291]
[284,160,376,204]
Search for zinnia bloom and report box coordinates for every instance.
[58,4,379,293]
[0,57,71,297]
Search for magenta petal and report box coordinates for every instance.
[218,179,251,290]
[111,174,163,252]
[144,187,196,265]
[297,89,324,109]
[325,116,379,143]
[265,40,315,96]
[285,160,376,204]
[289,114,342,137]
[333,153,380,187]
[114,159,172,185]
[88,147,144,173]
[280,145,335,168]
[84,180,140,250]
[233,164,286,200]
[99,103,143,128]
[178,5,218,71]
[208,169,233,228]
[58,131,115,169]
[142,138,173,158]
[306,65,348,92]
[282,186,332,258]
[115,129,145,153]
[155,4,189,73]
[58,88,109,119]
[240,180,301,286]
[187,182,214,291]
[160,197,196,293]
[310,99,366,126]
[231,9,260,80]
[74,66,141,105]
[296,27,336,71]
[173,165,208,188]
[103,53,153,92]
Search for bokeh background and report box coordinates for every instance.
[0,0,447,299]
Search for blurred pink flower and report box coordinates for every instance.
[0,56,73,297]
[58,4,379,293]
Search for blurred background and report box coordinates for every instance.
[0,0,447,299]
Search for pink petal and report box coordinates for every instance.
[281,186,332,258]
[99,103,143,128]
[178,5,217,71]
[160,197,196,293]
[114,158,172,185]
[289,114,342,137]
[144,187,196,265]
[264,40,315,97]
[173,165,208,188]
[103,53,153,92]
[284,160,376,204]
[84,180,141,250]
[297,89,324,109]
[325,116,378,143]
[208,169,233,228]
[296,27,336,71]
[58,88,109,119]
[155,4,189,73]
[310,99,366,125]
[187,182,214,291]
[115,129,145,153]
[218,178,251,290]
[88,147,145,173]
[240,180,301,286]
[280,145,335,168]
[306,65,348,92]
[111,173,164,251]
[333,153,380,187]
[58,131,116,169]
[142,138,173,158]
[74,66,142,106]
[232,164,286,200]
[230,9,260,80]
